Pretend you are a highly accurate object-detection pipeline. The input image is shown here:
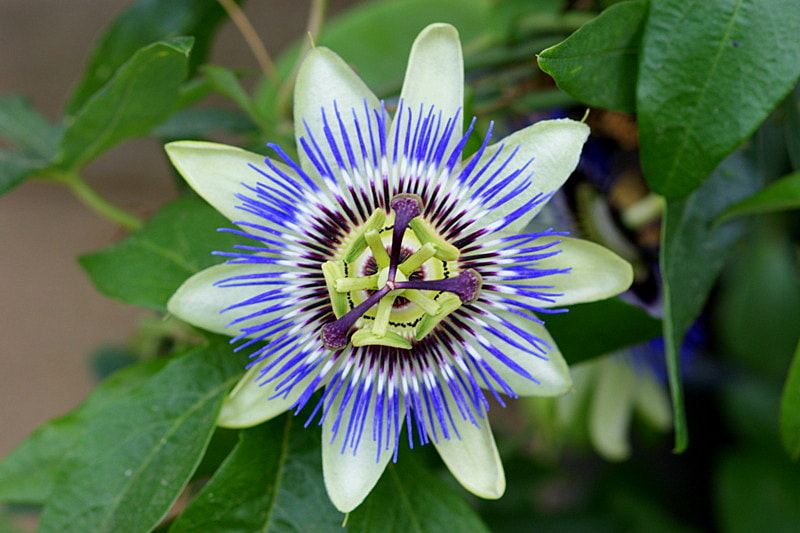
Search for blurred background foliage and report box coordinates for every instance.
[1,0,799,531]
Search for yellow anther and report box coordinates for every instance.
[399,242,436,276]
[403,290,440,315]
[415,293,462,340]
[409,218,460,261]
[371,295,396,337]
[335,274,379,292]
[365,230,390,268]
[351,329,412,349]
[343,209,387,263]
[321,261,349,318]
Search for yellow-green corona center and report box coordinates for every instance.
[320,195,481,350]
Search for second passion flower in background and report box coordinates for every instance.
[165,23,632,512]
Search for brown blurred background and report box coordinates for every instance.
[0,0,359,458]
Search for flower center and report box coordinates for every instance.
[321,194,481,350]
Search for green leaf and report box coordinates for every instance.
[38,342,244,533]
[716,170,800,223]
[781,340,800,459]
[66,0,233,115]
[347,455,490,533]
[0,359,167,504]
[79,196,239,311]
[545,298,662,365]
[786,84,800,170]
[661,152,760,451]
[0,149,48,195]
[152,107,255,139]
[538,0,646,112]
[0,94,60,158]
[637,0,800,198]
[170,416,341,532]
[201,65,266,129]
[258,0,490,110]
[58,38,193,171]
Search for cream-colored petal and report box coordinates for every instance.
[464,308,571,397]
[633,370,672,431]
[522,236,633,308]
[390,23,463,159]
[589,356,636,461]
[165,141,301,230]
[322,387,401,512]
[218,358,322,428]
[294,47,382,182]
[555,359,598,427]
[432,409,505,499]
[466,119,589,233]
[167,263,301,336]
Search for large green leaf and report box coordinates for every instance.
[66,0,234,115]
[38,342,244,533]
[660,152,760,451]
[637,0,800,198]
[0,149,48,195]
[781,340,800,460]
[786,84,800,169]
[347,456,490,533]
[716,170,800,223]
[714,224,800,381]
[58,38,193,171]
[0,94,60,158]
[538,0,646,113]
[545,298,661,365]
[79,196,240,312]
[0,95,61,194]
[170,417,341,532]
[0,359,167,504]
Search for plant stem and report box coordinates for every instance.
[217,0,278,84]
[61,173,143,231]
[276,0,328,118]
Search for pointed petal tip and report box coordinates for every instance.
[322,440,391,513]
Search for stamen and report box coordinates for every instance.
[409,217,460,261]
[399,242,436,276]
[364,230,390,268]
[335,274,379,292]
[403,290,440,315]
[396,269,482,304]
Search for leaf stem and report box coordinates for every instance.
[276,0,328,118]
[60,173,143,231]
[217,0,279,84]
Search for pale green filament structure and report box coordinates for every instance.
[322,206,467,349]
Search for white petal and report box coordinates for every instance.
[165,141,299,229]
[432,409,505,499]
[167,263,301,336]
[218,358,321,428]
[528,236,633,308]
[390,23,463,158]
[589,356,636,461]
[322,387,400,512]
[294,47,382,182]
[468,119,590,233]
[465,308,571,397]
